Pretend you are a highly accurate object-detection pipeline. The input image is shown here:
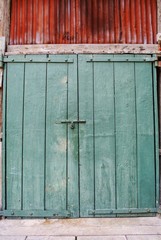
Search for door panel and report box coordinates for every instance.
[3,55,79,217]
[2,54,158,218]
[78,54,157,217]
[6,62,24,210]
[135,62,155,208]
[23,62,46,210]
[46,55,79,217]
[115,60,137,210]
[78,55,116,217]
[78,55,95,217]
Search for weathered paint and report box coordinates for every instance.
[7,44,159,55]
[2,54,158,218]
[9,0,157,45]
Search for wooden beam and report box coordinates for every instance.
[0,0,11,44]
[7,44,158,55]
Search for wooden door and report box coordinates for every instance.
[3,55,79,217]
[78,54,158,217]
[2,54,159,218]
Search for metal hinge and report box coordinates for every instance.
[0,54,3,68]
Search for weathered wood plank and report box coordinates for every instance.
[6,62,24,209]
[67,55,79,217]
[94,60,116,211]
[2,64,7,209]
[23,62,46,210]
[135,62,156,208]
[6,44,158,55]
[115,58,137,209]
[153,62,159,207]
[79,54,94,217]
[46,61,68,213]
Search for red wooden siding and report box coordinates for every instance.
[10,0,157,45]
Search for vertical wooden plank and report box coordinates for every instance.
[67,55,79,217]
[153,61,159,208]
[23,61,46,210]
[46,60,68,213]
[2,64,7,209]
[6,62,24,210]
[79,55,94,217]
[115,58,137,209]
[94,60,116,210]
[135,61,155,208]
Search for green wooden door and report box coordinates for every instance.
[2,54,159,218]
[2,55,79,217]
[78,54,159,217]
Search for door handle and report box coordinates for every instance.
[55,120,86,129]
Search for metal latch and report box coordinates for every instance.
[56,120,86,129]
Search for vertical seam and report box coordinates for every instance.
[113,60,117,214]
[21,62,26,210]
[66,60,69,211]
[92,60,96,211]
[77,55,80,217]
[134,62,138,209]
[44,62,48,210]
